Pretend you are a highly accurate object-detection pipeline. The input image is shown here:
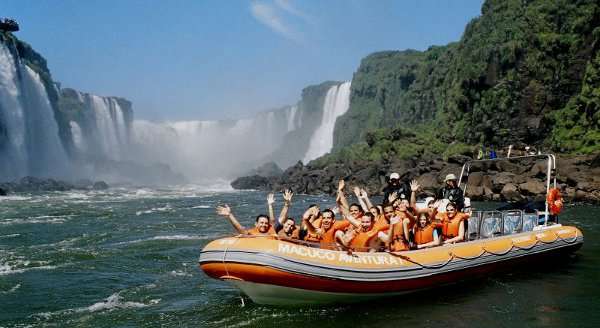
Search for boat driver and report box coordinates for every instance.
[436,174,465,211]
[383,172,411,204]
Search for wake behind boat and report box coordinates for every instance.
[199,154,584,305]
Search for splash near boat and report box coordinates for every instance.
[199,154,584,305]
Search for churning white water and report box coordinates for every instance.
[129,109,295,182]
[303,82,351,163]
[0,43,69,180]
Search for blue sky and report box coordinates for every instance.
[3,0,484,121]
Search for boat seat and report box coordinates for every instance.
[522,214,537,232]
[480,211,502,238]
[466,211,482,240]
[503,210,522,235]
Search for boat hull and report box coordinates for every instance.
[199,225,583,305]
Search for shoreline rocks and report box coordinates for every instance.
[231,154,600,204]
[0,176,110,194]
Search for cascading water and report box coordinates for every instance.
[65,90,131,162]
[0,43,70,180]
[286,105,298,132]
[129,108,296,182]
[302,81,351,163]
[91,95,122,159]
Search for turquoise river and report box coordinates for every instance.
[0,187,599,327]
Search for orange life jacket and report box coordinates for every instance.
[320,220,351,247]
[413,224,435,245]
[441,213,468,240]
[246,226,276,236]
[304,218,322,242]
[389,218,409,251]
[373,215,390,232]
[277,227,300,239]
[349,227,379,250]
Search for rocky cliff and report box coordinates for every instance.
[232,153,600,203]
[334,0,600,154]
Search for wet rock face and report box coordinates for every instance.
[0,177,110,192]
[230,175,271,190]
[232,154,600,204]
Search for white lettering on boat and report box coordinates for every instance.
[219,239,236,245]
[278,244,336,261]
[278,244,398,266]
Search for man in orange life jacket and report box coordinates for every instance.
[335,211,379,252]
[267,190,300,239]
[216,204,275,235]
[303,207,350,249]
[334,179,380,251]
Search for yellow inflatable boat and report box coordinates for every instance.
[199,154,584,305]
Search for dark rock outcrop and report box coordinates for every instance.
[231,175,271,190]
[232,154,600,204]
[0,176,110,193]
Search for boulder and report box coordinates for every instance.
[529,160,548,177]
[518,179,546,195]
[466,172,484,186]
[492,172,516,185]
[496,161,528,175]
[591,153,600,168]
[231,175,270,190]
[574,189,589,201]
[481,175,494,193]
[92,181,109,190]
[250,162,283,178]
[0,187,6,196]
[466,186,484,200]
[416,173,439,193]
[447,155,471,165]
[501,183,523,201]
[73,179,94,189]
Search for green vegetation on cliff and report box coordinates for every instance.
[333,0,600,159]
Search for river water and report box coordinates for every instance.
[0,187,598,327]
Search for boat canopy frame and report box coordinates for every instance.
[457,153,557,227]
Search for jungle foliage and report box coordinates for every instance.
[331,0,600,163]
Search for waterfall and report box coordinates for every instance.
[91,95,122,159]
[0,43,69,180]
[70,121,84,152]
[302,81,351,163]
[128,106,298,182]
[63,90,131,162]
[286,105,298,132]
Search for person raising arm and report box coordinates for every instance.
[267,193,276,226]
[216,204,275,236]
[353,186,369,213]
[277,189,294,227]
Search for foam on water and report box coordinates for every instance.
[0,283,21,294]
[112,234,222,246]
[0,195,32,201]
[135,204,173,216]
[0,215,71,225]
[86,293,148,312]
[0,260,59,276]
[0,233,20,239]
[34,292,153,320]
